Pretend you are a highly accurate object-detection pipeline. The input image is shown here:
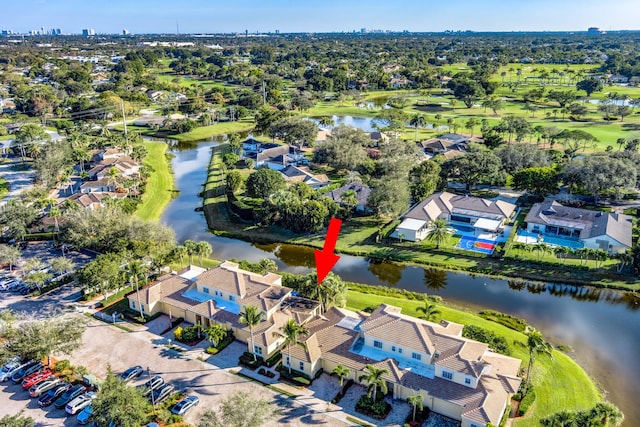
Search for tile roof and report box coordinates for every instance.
[525,200,632,247]
[406,192,516,223]
[280,165,330,186]
[257,145,289,163]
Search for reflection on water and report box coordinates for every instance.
[160,137,640,426]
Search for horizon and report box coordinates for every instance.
[2,0,640,35]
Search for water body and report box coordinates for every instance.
[159,136,640,426]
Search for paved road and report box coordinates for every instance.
[0,159,36,206]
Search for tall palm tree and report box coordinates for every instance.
[358,364,388,402]
[409,113,426,142]
[127,260,148,319]
[332,364,350,387]
[49,206,61,234]
[175,245,188,268]
[517,328,553,396]
[426,219,451,250]
[184,240,198,266]
[407,393,424,422]
[589,401,624,427]
[239,305,263,362]
[196,241,213,267]
[416,299,441,322]
[273,319,308,374]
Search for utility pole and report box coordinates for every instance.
[262,80,266,105]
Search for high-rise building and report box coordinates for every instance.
[82,29,95,36]
[122,29,130,35]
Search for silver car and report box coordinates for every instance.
[29,378,61,397]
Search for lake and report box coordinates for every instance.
[159,135,640,426]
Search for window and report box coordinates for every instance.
[202,287,209,294]
[299,361,304,370]
[442,371,453,380]
[254,345,262,355]
[411,352,421,361]
[286,356,290,366]
[229,295,236,302]
[373,340,383,349]
[391,346,396,352]
[131,301,136,309]
[465,378,471,385]
[398,348,403,354]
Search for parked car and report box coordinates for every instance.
[171,395,200,415]
[149,383,174,405]
[29,377,61,397]
[65,391,97,415]
[76,405,93,425]
[119,365,143,382]
[11,360,42,383]
[54,384,86,408]
[38,382,70,407]
[136,375,163,396]
[0,357,21,381]
[21,369,52,389]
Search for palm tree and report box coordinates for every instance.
[416,299,441,322]
[273,319,308,374]
[426,219,451,250]
[196,241,213,267]
[184,240,198,265]
[409,113,426,142]
[516,328,553,396]
[554,246,573,265]
[407,392,424,422]
[239,305,263,362]
[49,206,61,234]
[175,245,188,268]
[589,401,624,426]
[332,364,350,387]
[358,364,388,402]
[127,260,148,319]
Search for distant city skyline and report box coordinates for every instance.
[2,0,639,34]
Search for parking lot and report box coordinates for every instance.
[0,315,344,426]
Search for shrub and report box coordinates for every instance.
[518,388,536,416]
[462,324,511,355]
[173,326,183,341]
[54,359,71,373]
[356,395,391,419]
[239,352,263,370]
[206,346,219,355]
[264,351,281,368]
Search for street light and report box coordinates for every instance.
[147,367,156,415]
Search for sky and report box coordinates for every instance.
[2,0,640,34]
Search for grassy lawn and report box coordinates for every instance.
[171,118,255,142]
[136,142,175,222]
[345,290,601,426]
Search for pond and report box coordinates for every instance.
[159,138,640,426]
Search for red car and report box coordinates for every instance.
[21,370,52,389]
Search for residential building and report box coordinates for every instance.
[79,178,117,194]
[394,192,516,242]
[280,165,330,189]
[255,145,291,169]
[128,263,520,427]
[327,182,372,213]
[524,200,632,253]
[68,192,123,210]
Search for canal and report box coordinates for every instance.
[160,138,640,426]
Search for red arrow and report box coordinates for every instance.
[314,218,342,285]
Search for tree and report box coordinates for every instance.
[76,253,123,299]
[0,245,21,272]
[196,391,274,427]
[589,401,625,426]
[222,153,239,170]
[512,167,559,196]
[426,219,452,250]
[547,90,575,108]
[0,413,34,427]
[332,364,350,387]
[368,178,411,218]
[516,328,553,396]
[563,156,636,204]
[0,311,87,365]
[239,306,263,362]
[465,117,479,137]
[268,117,318,147]
[245,168,286,199]
[226,170,244,193]
[184,240,198,265]
[15,124,48,164]
[196,241,213,267]
[23,256,45,273]
[358,364,389,402]
[407,393,424,423]
[495,144,550,175]
[91,367,148,427]
[273,319,308,374]
[443,150,505,191]
[448,77,486,108]
[576,77,603,97]
[417,299,442,322]
[126,260,147,319]
[204,324,227,347]
[409,114,426,141]
[409,161,441,202]
[313,124,369,170]
[174,245,188,268]
[0,200,38,242]
[22,271,52,292]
